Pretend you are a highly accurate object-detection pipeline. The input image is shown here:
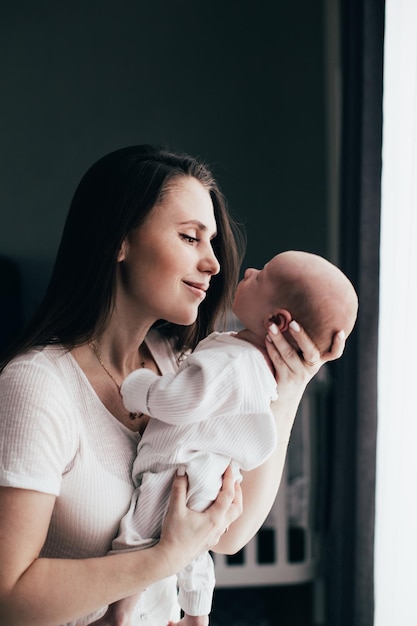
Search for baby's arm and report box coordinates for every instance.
[121,350,245,425]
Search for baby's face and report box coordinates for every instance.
[232,261,278,335]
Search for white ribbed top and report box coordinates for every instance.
[0,330,181,625]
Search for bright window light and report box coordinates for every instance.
[374,1,417,624]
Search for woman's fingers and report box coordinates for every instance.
[267,321,347,374]
[204,465,242,543]
[264,321,347,402]
[286,320,322,369]
[167,466,188,514]
[287,322,346,365]
[161,464,242,562]
[265,323,299,373]
[216,465,243,529]
[217,464,235,502]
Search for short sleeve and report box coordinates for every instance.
[0,354,79,495]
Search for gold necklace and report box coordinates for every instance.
[89,342,145,421]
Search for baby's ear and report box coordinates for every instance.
[268,309,292,331]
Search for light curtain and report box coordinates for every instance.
[374,1,417,623]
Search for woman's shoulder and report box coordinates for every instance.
[2,344,75,387]
[0,346,81,494]
[4,343,69,365]
[0,346,84,418]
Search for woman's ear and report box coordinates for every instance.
[268,309,292,331]
[117,239,128,262]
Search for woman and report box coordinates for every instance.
[0,145,345,626]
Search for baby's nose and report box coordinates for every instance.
[244,267,257,279]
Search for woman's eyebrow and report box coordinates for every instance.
[178,220,217,237]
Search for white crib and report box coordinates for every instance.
[212,368,330,624]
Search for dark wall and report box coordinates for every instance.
[0,0,327,324]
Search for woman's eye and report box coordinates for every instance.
[180,233,199,244]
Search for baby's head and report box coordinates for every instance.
[232,250,358,354]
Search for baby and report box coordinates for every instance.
[94,250,358,626]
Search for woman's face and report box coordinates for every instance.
[119,176,220,326]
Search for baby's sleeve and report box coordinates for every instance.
[121,348,247,425]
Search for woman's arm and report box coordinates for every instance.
[0,468,241,626]
[214,322,345,554]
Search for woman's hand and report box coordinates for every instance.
[156,465,242,574]
[265,320,346,404]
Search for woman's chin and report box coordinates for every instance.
[167,311,199,327]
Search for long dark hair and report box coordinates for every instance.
[0,145,246,371]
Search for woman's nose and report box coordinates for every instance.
[201,245,220,275]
